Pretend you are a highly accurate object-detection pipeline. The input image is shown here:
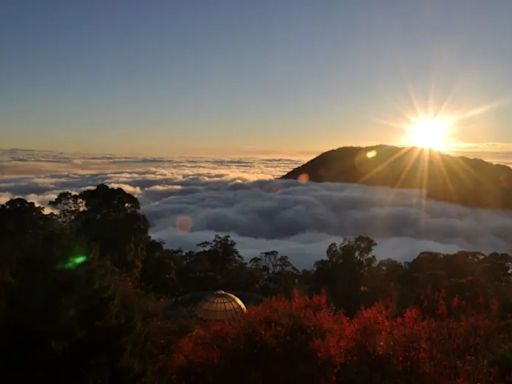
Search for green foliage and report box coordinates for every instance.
[249,251,299,296]
[312,235,377,315]
[175,235,259,293]
[2,185,512,382]
[139,240,177,297]
[50,184,150,271]
[0,192,162,382]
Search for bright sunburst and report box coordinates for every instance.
[404,115,455,151]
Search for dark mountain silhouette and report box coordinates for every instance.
[281,145,512,210]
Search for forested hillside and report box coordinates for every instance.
[1,184,511,382]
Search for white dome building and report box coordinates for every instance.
[195,290,247,321]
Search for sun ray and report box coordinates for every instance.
[376,83,508,153]
[430,151,459,203]
[419,149,430,211]
[384,147,422,206]
[356,146,411,184]
[458,99,508,119]
[436,88,457,116]
[394,148,421,188]
[449,155,486,192]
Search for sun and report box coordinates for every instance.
[404,115,455,151]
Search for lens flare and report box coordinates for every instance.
[298,173,310,183]
[176,215,193,233]
[57,255,88,270]
[366,150,377,159]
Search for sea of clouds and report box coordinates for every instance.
[1,148,512,268]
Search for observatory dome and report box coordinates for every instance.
[195,290,247,321]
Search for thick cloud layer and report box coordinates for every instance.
[145,180,512,266]
[1,149,511,267]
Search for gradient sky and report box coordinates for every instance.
[1,0,511,155]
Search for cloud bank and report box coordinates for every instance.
[1,149,512,268]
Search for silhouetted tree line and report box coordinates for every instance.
[1,184,511,382]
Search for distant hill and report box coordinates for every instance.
[281,145,512,210]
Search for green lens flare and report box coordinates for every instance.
[57,255,88,270]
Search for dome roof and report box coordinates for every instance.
[196,290,247,321]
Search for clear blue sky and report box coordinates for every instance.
[1,0,511,155]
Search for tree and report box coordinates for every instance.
[0,198,160,383]
[250,251,298,278]
[195,234,244,272]
[173,235,258,293]
[168,295,344,384]
[50,184,150,271]
[168,294,508,384]
[313,235,377,315]
[249,251,299,296]
[139,240,177,297]
[49,191,84,223]
[364,259,404,307]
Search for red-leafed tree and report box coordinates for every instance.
[168,294,512,384]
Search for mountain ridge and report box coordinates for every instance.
[281,145,512,210]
